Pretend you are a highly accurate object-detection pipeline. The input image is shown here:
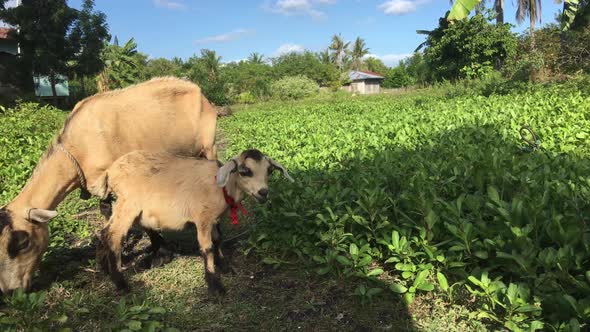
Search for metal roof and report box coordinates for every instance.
[0,28,12,40]
[349,70,384,81]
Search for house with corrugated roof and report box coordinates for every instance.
[343,70,385,95]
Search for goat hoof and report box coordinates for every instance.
[208,284,226,296]
[151,250,174,268]
[217,261,235,275]
[113,276,130,294]
[116,283,130,295]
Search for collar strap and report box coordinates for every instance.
[215,174,248,225]
[222,186,248,225]
[55,143,88,190]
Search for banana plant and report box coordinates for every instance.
[447,0,482,21]
[447,0,582,31]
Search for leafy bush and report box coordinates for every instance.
[221,86,590,330]
[113,296,179,332]
[423,11,517,81]
[0,290,178,332]
[560,26,590,74]
[236,91,256,104]
[0,102,93,252]
[270,75,319,100]
[0,102,66,201]
[0,290,70,332]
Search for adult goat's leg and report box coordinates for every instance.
[144,228,174,268]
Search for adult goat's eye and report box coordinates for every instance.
[8,231,30,258]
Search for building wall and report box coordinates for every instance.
[351,81,365,94]
[343,79,383,95]
[365,80,380,94]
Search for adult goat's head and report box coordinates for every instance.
[0,206,55,295]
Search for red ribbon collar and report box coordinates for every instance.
[221,184,248,225]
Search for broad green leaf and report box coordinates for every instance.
[413,270,430,288]
[447,0,482,21]
[336,255,353,266]
[437,272,449,291]
[416,282,435,292]
[390,283,408,294]
[367,268,384,277]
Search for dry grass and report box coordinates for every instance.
[29,215,485,331]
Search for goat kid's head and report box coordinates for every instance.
[216,149,294,203]
[0,207,55,295]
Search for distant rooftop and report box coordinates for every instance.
[0,28,12,40]
[349,70,384,81]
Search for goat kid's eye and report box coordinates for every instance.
[239,168,253,177]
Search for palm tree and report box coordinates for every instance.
[516,0,542,48]
[317,48,331,64]
[329,33,350,71]
[350,37,369,71]
[200,49,221,82]
[494,0,504,24]
[248,52,264,64]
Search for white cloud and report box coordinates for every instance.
[378,0,417,15]
[266,0,336,18]
[153,0,186,10]
[275,43,305,55]
[195,29,254,44]
[365,53,412,67]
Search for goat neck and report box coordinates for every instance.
[222,172,245,204]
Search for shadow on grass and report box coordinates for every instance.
[31,122,590,330]
[246,123,590,330]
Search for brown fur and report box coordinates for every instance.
[0,77,219,294]
[95,150,293,294]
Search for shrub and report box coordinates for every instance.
[423,11,517,81]
[503,51,545,82]
[236,91,256,104]
[270,75,319,100]
[560,26,590,74]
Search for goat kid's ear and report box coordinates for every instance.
[216,159,238,187]
[268,158,294,183]
[27,208,58,223]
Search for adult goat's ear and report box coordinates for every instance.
[27,208,58,223]
[268,158,294,183]
[216,159,238,187]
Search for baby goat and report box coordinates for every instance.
[92,149,293,295]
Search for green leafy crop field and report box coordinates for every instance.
[1,86,589,331]
[222,87,590,330]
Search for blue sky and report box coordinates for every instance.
[12,0,565,66]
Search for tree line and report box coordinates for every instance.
[0,0,588,107]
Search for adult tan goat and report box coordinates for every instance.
[0,77,218,295]
[93,149,293,295]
